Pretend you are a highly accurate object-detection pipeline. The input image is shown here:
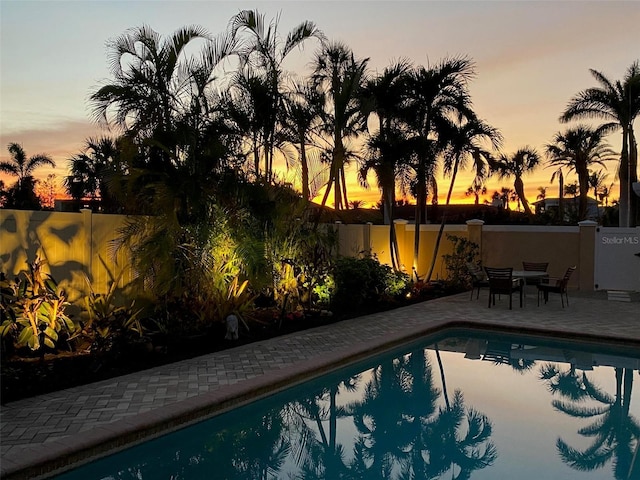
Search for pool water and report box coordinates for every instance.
[55,330,640,480]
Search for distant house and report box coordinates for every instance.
[532,196,600,220]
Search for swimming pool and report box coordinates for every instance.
[54,330,640,479]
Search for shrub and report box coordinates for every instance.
[331,253,410,313]
[441,234,480,289]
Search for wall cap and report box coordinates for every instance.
[466,219,485,226]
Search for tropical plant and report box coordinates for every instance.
[65,137,126,212]
[229,9,324,182]
[404,56,476,280]
[489,147,541,215]
[560,61,640,226]
[0,257,76,353]
[312,41,369,211]
[331,253,410,313]
[441,234,480,289]
[0,143,55,209]
[425,115,501,282]
[80,260,145,355]
[359,60,414,271]
[545,125,616,220]
[281,80,327,200]
[466,179,488,204]
[536,186,547,201]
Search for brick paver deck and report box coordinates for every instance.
[1,290,639,479]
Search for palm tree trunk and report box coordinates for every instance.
[425,157,460,282]
[619,127,630,227]
[629,129,638,226]
[299,137,310,201]
[514,176,532,215]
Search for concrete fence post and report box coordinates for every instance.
[466,219,484,263]
[578,220,597,291]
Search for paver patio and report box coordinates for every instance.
[1,289,639,479]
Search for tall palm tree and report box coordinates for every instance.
[545,125,616,220]
[65,136,125,212]
[0,143,55,209]
[281,80,326,201]
[548,165,566,223]
[465,180,487,205]
[404,56,476,280]
[359,60,413,270]
[90,25,213,164]
[560,61,640,227]
[425,115,501,281]
[311,41,369,211]
[230,10,324,182]
[489,147,541,215]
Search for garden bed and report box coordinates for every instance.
[1,283,458,404]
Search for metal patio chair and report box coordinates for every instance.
[522,261,549,286]
[537,266,576,307]
[467,262,489,300]
[484,266,523,309]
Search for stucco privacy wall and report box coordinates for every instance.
[0,209,132,300]
[1,209,599,295]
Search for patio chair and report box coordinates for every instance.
[537,266,576,307]
[484,266,523,309]
[522,261,549,285]
[467,262,489,300]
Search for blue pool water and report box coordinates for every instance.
[55,330,640,479]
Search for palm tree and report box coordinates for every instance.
[425,115,501,281]
[90,25,215,164]
[489,147,541,215]
[0,142,55,209]
[536,186,547,201]
[404,56,476,280]
[359,60,413,270]
[311,41,369,211]
[548,164,566,223]
[560,61,640,227]
[281,80,326,201]
[465,180,487,205]
[65,136,125,212]
[230,10,324,182]
[545,125,616,220]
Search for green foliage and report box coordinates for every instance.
[80,262,145,354]
[331,253,410,313]
[266,219,337,313]
[0,257,77,351]
[442,234,480,288]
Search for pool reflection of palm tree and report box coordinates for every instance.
[293,374,361,479]
[540,363,640,479]
[206,408,291,480]
[349,348,496,479]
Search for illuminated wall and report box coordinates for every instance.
[1,210,599,298]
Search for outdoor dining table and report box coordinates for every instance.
[512,270,549,305]
[511,270,549,282]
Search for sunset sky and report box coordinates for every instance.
[1,0,638,208]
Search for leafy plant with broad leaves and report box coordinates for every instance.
[80,259,145,354]
[0,257,76,352]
